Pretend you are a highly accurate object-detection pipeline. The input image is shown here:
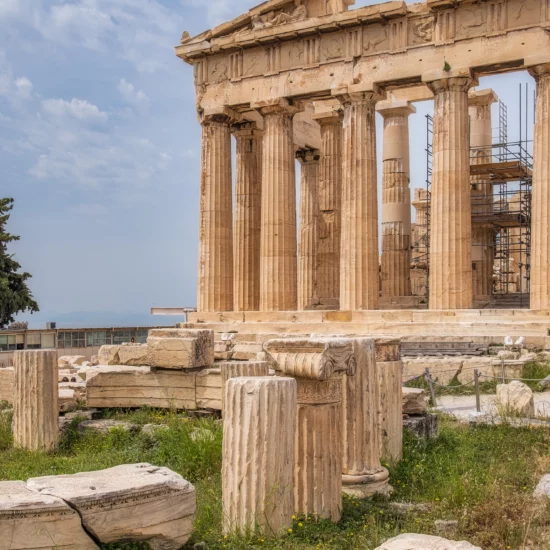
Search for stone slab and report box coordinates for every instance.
[98,345,149,366]
[402,387,428,415]
[196,368,222,409]
[374,533,481,550]
[0,480,99,549]
[27,463,196,550]
[86,366,196,409]
[149,328,214,367]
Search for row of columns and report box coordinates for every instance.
[198,64,550,312]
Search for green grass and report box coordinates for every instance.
[1,409,550,549]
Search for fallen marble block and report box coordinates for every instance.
[98,344,149,366]
[496,380,535,417]
[58,388,78,413]
[147,328,214,369]
[27,463,196,550]
[534,473,550,497]
[86,366,196,409]
[374,533,481,550]
[0,367,14,403]
[402,387,428,415]
[77,419,139,434]
[0,480,99,549]
[196,367,222,409]
[403,413,438,439]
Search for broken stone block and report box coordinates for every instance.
[402,387,428,415]
[533,474,550,497]
[374,533,481,550]
[86,366,196,409]
[496,380,535,417]
[219,360,270,411]
[98,344,149,366]
[58,355,86,367]
[27,463,196,550]
[77,419,139,434]
[403,413,438,439]
[148,328,214,368]
[0,367,14,404]
[0,480,99,549]
[196,367,222,409]
[58,388,77,413]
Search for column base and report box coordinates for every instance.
[342,467,391,498]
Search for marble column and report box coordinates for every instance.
[529,62,550,310]
[255,99,299,311]
[198,112,234,312]
[297,149,320,310]
[342,338,390,497]
[337,88,383,310]
[410,188,430,297]
[13,350,58,451]
[232,122,262,311]
[377,101,415,298]
[222,376,296,536]
[219,360,269,412]
[424,70,476,309]
[469,89,498,299]
[312,109,343,308]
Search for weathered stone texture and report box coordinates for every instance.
[219,360,269,411]
[27,463,196,550]
[147,328,214,368]
[98,344,149,366]
[196,367,222,409]
[402,387,428,415]
[13,350,58,452]
[496,380,535,417]
[222,377,296,536]
[374,533,481,550]
[0,367,14,403]
[0,481,99,550]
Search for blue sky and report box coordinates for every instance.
[0,0,536,328]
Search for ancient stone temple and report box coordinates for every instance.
[176,0,549,316]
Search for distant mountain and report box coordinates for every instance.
[16,310,187,329]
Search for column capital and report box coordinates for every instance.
[312,104,343,126]
[528,63,550,80]
[231,120,263,138]
[250,97,301,116]
[468,88,498,107]
[332,82,385,106]
[296,148,321,164]
[376,100,416,118]
[199,106,241,125]
[422,67,477,94]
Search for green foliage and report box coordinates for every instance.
[443,60,451,71]
[2,410,550,549]
[523,361,550,391]
[0,198,39,328]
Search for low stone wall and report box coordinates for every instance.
[0,367,14,403]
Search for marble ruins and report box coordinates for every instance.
[174,0,550,330]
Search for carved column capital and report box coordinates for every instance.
[423,68,477,94]
[251,97,301,117]
[468,89,499,108]
[528,62,550,80]
[199,106,241,126]
[231,120,263,138]
[376,100,416,118]
[312,108,343,127]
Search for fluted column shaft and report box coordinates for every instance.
[297,149,320,310]
[469,90,497,298]
[313,112,343,307]
[295,377,342,522]
[342,338,390,495]
[377,102,415,298]
[233,123,262,311]
[338,90,382,310]
[13,350,58,451]
[222,377,296,536]
[258,102,299,311]
[198,114,234,312]
[529,64,550,310]
[426,73,475,309]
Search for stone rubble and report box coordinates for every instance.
[402,387,428,415]
[374,533,481,550]
[496,380,535,417]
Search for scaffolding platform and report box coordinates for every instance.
[470,160,532,181]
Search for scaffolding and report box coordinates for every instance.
[411,84,533,308]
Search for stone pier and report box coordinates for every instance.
[313,108,343,308]
[377,100,415,299]
[529,61,550,310]
[265,338,356,522]
[198,112,234,312]
[342,338,390,496]
[222,377,296,536]
[255,99,299,311]
[233,121,262,311]
[469,89,497,300]
[424,69,476,309]
[13,350,58,451]
[338,88,383,310]
[297,149,320,310]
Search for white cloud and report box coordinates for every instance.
[14,76,32,99]
[117,78,149,107]
[41,98,108,122]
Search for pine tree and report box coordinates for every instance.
[0,198,39,328]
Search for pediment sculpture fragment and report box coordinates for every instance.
[251,0,307,29]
